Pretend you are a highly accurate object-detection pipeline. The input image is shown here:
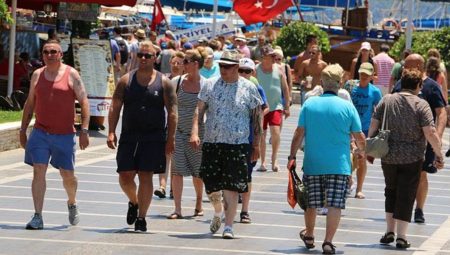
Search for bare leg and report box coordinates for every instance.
[59,169,78,205]
[269,126,281,171]
[223,190,238,227]
[172,174,183,215]
[119,171,138,205]
[260,130,268,169]
[415,171,428,210]
[241,183,252,213]
[355,157,367,198]
[192,176,204,212]
[208,191,223,215]
[31,164,48,213]
[324,207,341,242]
[304,208,317,237]
[396,219,409,240]
[137,172,153,218]
[385,212,396,233]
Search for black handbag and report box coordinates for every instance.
[288,162,308,210]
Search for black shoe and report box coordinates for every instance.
[154,188,166,198]
[169,189,174,199]
[380,232,395,244]
[414,208,425,223]
[127,201,138,225]
[446,149,450,157]
[396,238,411,249]
[134,217,147,232]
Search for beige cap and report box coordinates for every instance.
[358,62,374,76]
[321,64,344,83]
[134,29,146,39]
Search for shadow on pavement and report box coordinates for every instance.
[0,224,69,231]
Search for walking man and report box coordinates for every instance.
[20,40,90,229]
[190,50,263,239]
[288,64,365,254]
[107,41,177,232]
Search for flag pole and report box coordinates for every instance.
[292,0,304,22]
[211,0,218,38]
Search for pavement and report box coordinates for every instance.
[0,104,450,255]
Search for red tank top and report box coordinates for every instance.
[34,65,76,134]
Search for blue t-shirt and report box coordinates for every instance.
[110,39,120,60]
[199,63,220,79]
[393,77,446,120]
[351,83,382,131]
[298,93,361,176]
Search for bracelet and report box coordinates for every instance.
[81,128,89,134]
[288,156,296,160]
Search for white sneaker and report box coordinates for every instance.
[68,203,80,225]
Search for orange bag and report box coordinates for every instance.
[287,159,297,209]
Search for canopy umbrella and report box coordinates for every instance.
[5,0,136,97]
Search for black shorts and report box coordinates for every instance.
[200,143,249,194]
[423,143,437,174]
[116,141,166,173]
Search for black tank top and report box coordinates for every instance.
[120,70,166,142]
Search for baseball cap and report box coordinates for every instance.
[360,42,371,51]
[358,62,374,76]
[183,42,193,49]
[217,50,241,65]
[239,58,255,70]
[273,48,284,58]
[198,36,208,43]
[321,64,344,83]
[260,44,275,56]
[235,35,247,42]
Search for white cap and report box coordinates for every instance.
[361,42,371,50]
[235,35,247,42]
[239,58,255,70]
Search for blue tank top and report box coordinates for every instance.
[120,70,166,142]
[256,64,283,111]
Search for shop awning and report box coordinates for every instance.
[8,0,137,11]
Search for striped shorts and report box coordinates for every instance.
[172,131,202,177]
[303,174,349,209]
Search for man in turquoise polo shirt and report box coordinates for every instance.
[288,64,366,254]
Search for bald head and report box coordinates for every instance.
[404,53,425,72]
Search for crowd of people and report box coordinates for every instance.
[18,25,448,254]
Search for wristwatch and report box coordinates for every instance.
[81,128,89,134]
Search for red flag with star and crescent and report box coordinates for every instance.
[151,0,166,31]
[233,0,294,25]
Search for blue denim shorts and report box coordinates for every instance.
[25,128,76,170]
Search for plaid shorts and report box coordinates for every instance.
[303,174,349,209]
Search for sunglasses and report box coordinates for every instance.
[274,57,282,61]
[309,51,317,55]
[238,68,252,74]
[183,59,196,65]
[42,50,60,55]
[219,64,237,69]
[171,61,184,66]
[137,52,155,59]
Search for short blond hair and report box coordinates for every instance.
[139,41,156,53]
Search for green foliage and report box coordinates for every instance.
[0,110,22,124]
[390,28,450,68]
[274,21,330,58]
[0,0,13,24]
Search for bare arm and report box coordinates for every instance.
[107,75,127,149]
[163,76,178,155]
[352,131,366,156]
[368,118,380,138]
[286,64,293,97]
[251,105,263,162]
[349,58,357,80]
[190,100,206,150]
[434,107,447,139]
[70,69,90,130]
[288,127,304,160]
[279,66,290,114]
[297,61,306,82]
[19,71,39,148]
[423,126,443,158]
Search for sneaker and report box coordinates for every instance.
[154,188,166,198]
[414,208,425,223]
[25,213,43,230]
[210,216,221,233]
[68,203,80,225]
[222,227,234,239]
[127,201,138,225]
[134,217,147,232]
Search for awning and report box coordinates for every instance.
[8,0,137,11]
[298,0,361,8]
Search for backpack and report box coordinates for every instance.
[115,38,129,65]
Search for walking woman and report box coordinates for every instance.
[368,69,443,249]
[167,48,208,219]
[349,42,377,80]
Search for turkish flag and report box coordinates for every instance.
[233,0,293,25]
[151,0,166,31]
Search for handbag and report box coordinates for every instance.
[366,99,390,158]
[287,160,308,210]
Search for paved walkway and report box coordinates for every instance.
[0,104,450,254]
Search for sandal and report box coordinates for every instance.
[380,232,395,244]
[272,165,280,172]
[299,229,315,249]
[322,241,336,254]
[154,188,166,198]
[240,212,251,224]
[194,209,204,217]
[256,166,267,172]
[355,191,365,199]
[396,238,411,249]
[166,212,183,219]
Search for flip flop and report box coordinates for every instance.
[194,209,204,217]
[256,166,268,172]
[299,229,315,249]
[167,212,183,219]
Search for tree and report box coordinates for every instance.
[274,21,330,58]
[0,0,13,25]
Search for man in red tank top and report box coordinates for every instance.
[19,40,90,230]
